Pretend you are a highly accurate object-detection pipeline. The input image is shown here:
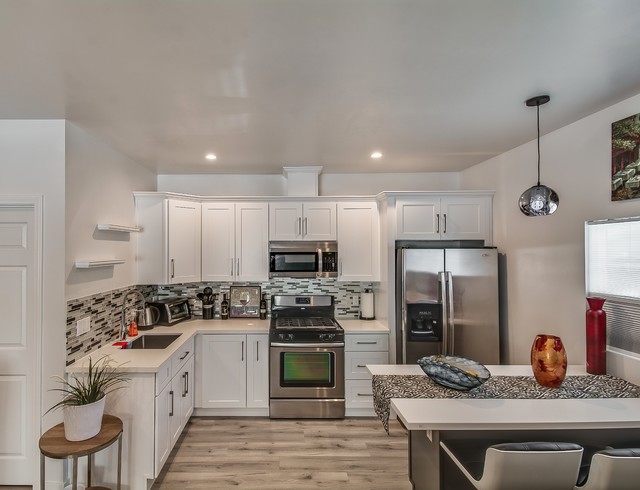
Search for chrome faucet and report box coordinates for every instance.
[120,289,146,340]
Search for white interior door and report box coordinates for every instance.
[0,199,41,484]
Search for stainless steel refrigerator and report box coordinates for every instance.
[396,247,500,365]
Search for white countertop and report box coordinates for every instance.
[69,317,388,374]
[366,364,640,431]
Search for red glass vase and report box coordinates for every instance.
[531,334,567,388]
[586,297,606,375]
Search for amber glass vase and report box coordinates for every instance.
[531,334,567,388]
[586,297,606,375]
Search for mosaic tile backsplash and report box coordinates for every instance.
[66,279,372,365]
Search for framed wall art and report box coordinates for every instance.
[229,285,261,318]
[612,112,640,201]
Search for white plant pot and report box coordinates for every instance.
[62,395,106,441]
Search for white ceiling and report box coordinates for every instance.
[2,0,640,175]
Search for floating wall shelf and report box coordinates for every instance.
[74,259,126,269]
[97,224,142,233]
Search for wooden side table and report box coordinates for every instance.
[39,414,123,490]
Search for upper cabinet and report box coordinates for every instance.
[135,196,201,284]
[269,201,336,241]
[395,194,492,244]
[337,201,380,282]
[202,201,269,282]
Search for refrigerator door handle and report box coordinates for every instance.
[401,252,407,364]
[446,271,455,356]
[439,271,448,356]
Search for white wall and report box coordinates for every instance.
[0,119,66,484]
[461,92,640,368]
[158,171,459,196]
[65,123,156,300]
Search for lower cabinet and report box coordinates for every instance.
[155,339,194,475]
[344,333,389,416]
[195,333,269,414]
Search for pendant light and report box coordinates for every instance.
[518,95,559,216]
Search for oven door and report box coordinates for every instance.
[270,344,345,399]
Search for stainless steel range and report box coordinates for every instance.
[269,295,345,419]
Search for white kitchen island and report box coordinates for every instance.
[368,364,640,490]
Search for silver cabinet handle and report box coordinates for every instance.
[297,217,302,236]
[237,258,240,277]
[357,393,374,397]
[182,373,187,397]
[171,259,175,278]
[169,390,174,416]
[230,258,234,276]
[443,214,447,234]
[436,214,440,234]
[339,259,343,276]
[185,371,189,395]
[304,217,308,236]
[241,340,244,361]
[357,341,377,345]
[357,364,367,368]
[256,341,260,362]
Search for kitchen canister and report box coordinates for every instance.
[360,289,375,320]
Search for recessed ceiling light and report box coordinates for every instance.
[371,151,383,159]
[205,153,217,161]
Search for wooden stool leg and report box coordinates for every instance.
[40,453,45,489]
[117,433,122,490]
[72,456,78,490]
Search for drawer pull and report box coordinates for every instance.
[356,341,377,345]
[169,390,174,416]
[357,364,367,368]
[357,393,374,397]
[180,351,189,360]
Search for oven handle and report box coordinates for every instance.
[270,342,345,348]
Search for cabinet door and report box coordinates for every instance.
[236,202,269,281]
[202,202,235,281]
[196,335,247,408]
[302,201,337,241]
[154,382,172,475]
[180,355,195,426]
[337,202,380,281]
[269,202,302,240]
[396,199,441,239]
[246,334,269,408]
[440,196,492,243]
[169,373,182,447]
[168,199,201,283]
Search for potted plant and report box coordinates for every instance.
[47,355,128,441]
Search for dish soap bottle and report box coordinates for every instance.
[259,293,267,320]
[220,293,229,320]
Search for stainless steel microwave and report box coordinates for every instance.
[269,241,338,278]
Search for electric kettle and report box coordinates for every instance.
[134,305,161,330]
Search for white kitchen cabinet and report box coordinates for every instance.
[344,332,388,416]
[246,334,270,408]
[196,334,269,414]
[337,201,380,282]
[269,201,336,241]
[396,195,492,243]
[202,201,269,282]
[154,337,195,475]
[135,195,202,284]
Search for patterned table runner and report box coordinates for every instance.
[373,374,640,433]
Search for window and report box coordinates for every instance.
[586,217,640,355]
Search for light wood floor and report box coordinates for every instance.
[152,417,412,489]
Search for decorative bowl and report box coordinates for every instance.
[417,355,491,391]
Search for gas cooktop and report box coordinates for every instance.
[269,294,344,343]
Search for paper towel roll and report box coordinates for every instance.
[360,290,375,320]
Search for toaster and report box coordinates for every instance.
[147,296,191,326]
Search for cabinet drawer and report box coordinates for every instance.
[345,379,375,408]
[345,334,388,352]
[155,358,172,395]
[172,336,195,378]
[345,351,388,379]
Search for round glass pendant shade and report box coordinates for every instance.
[518,184,559,216]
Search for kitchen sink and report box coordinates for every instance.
[128,334,181,349]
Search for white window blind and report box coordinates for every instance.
[586,217,640,299]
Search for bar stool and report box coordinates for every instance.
[39,414,123,490]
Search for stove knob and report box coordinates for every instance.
[287,333,294,341]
